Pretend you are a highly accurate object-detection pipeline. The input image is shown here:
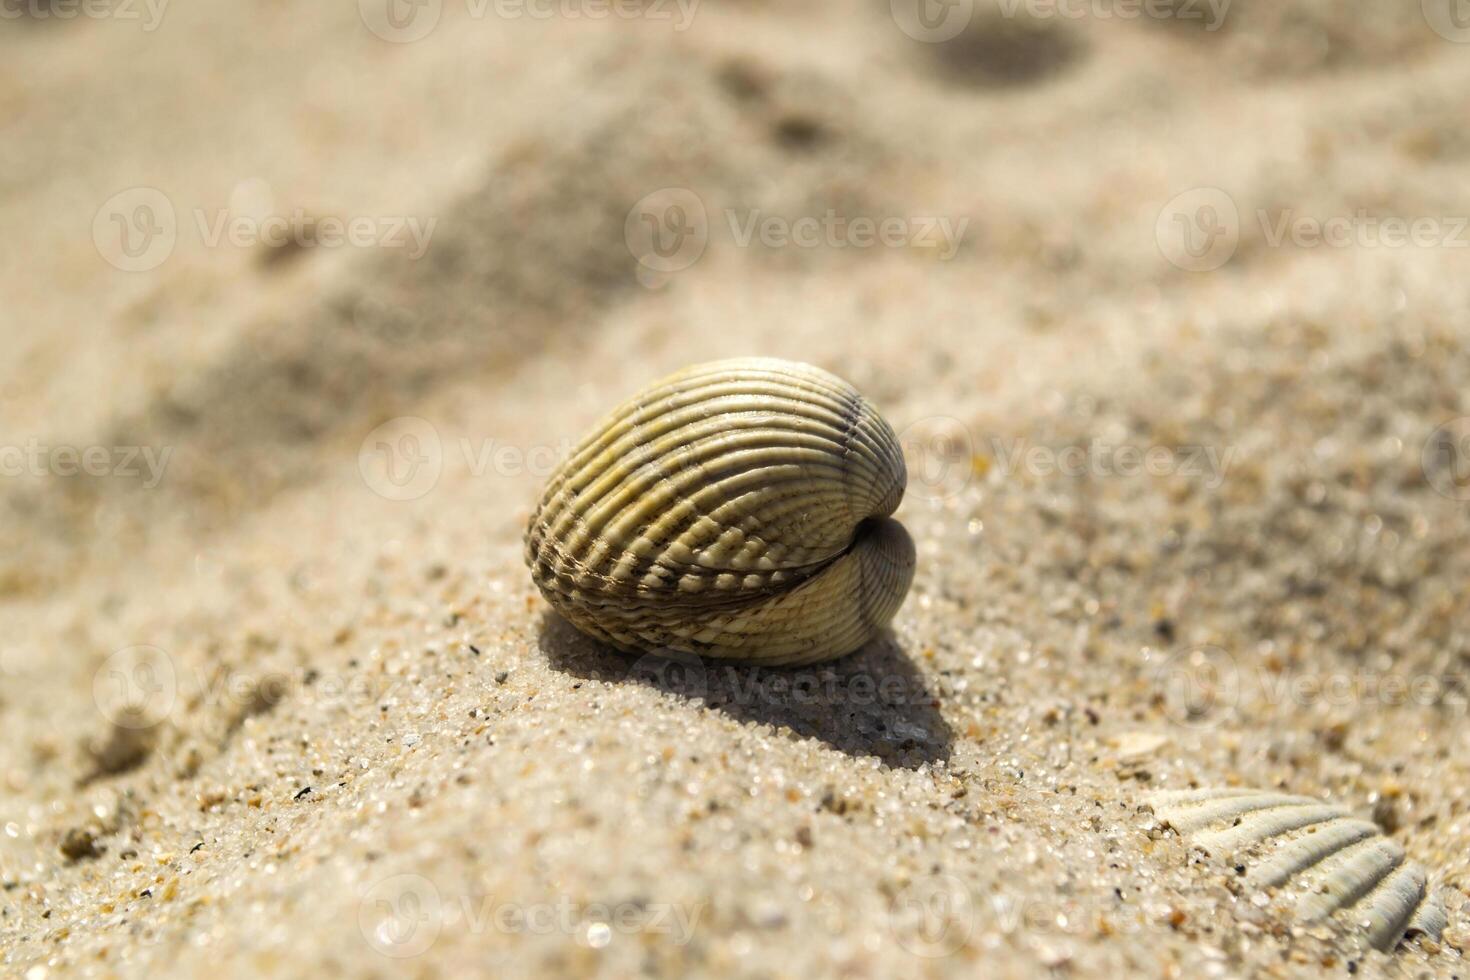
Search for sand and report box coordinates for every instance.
[2,1,1469,976]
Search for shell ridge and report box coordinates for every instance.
[1294,836,1406,923]
[1193,803,1351,856]
[526,357,912,664]
[1150,786,1445,955]
[552,421,888,567]
[1244,818,1380,889]
[1350,860,1428,951]
[1151,792,1325,835]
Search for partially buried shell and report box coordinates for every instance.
[525,357,915,666]
[1147,787,1447,952]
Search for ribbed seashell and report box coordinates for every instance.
[525,358,915,666]
[1146,787,1447,952]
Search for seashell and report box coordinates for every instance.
[525,357,915,666]
[1146,787,1447,952]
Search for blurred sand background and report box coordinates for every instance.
[2,0,1470,976]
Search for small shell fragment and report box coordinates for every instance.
[525,358,915,665]
[1147,787,1447,952]
[1109,731,1170,760]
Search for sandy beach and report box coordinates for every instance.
[2,1,1469,976]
